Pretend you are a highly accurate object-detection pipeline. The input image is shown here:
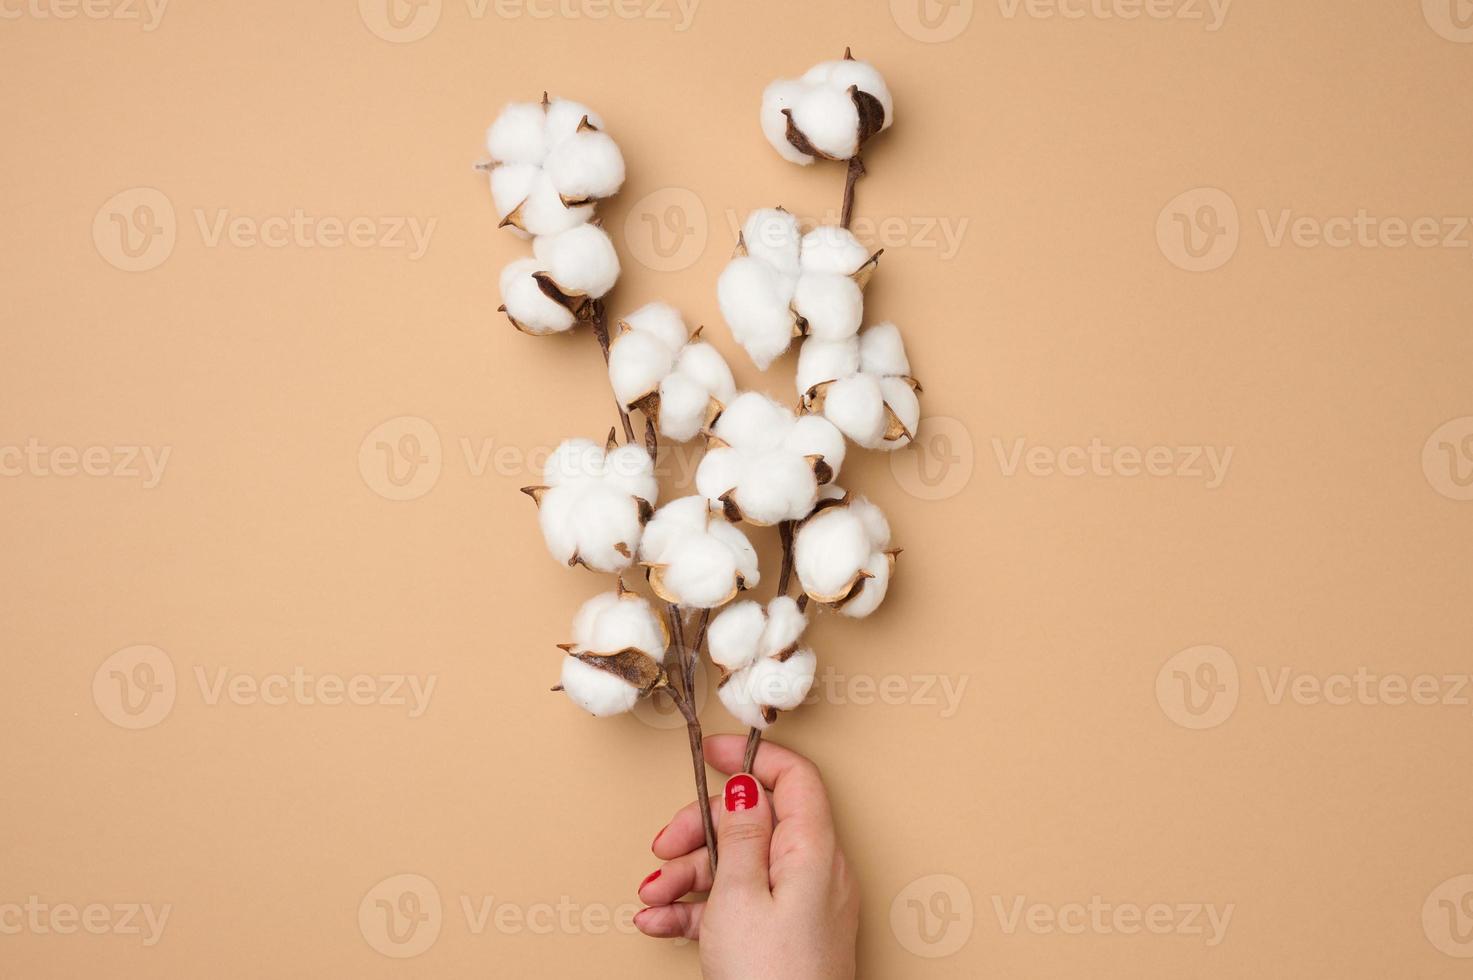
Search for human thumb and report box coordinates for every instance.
[711,773,773,899]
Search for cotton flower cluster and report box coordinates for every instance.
[488,97,624,335]
[696,392,847,526]
[798,321,920,450]
[557,588,668,716]
[717,208,879,369]
[793,489,897,618]
[760,53,893,165]
[522,437,658,573]
[608,302,737,442]
[708,596,816,729]
[485,96,625,236]
[639,496,759,608]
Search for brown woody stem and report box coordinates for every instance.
[590,299,636,444]
[668,603,718,874]
[777,520,796,596]
[742,727,762,774]
[840,155,865,230]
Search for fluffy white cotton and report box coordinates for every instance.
[793,494,896,617]
[500,257,577,335]
[530,438,657,573]
[560,590,667,717]
[485,97,624,236]
[607,303,736,442]
[533,224,620,300]
[759,57,894,164]
[800,321,920,450]
[712,595,815,729]
[695,393,845,525]
[759,80,814,166]
[640,496,759,608]
[719,217,875,369]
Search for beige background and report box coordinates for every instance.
[3,0,1472,975]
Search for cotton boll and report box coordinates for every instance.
[717,258,797,370]
[742,209,802,276]
[570,591,622,650]
[658,532,741,608]
[586,594,667,660]
[536,488,581,564]
[730,449,817,526]
[486,102,548,165]
[609,328,677,406]
[489,163,538,226]
[717,671,769,729]
[760,80,815,165]
[791,86,860,160]
[514,171,594,237]
[569,489,642,572]
[849,496,891,550]
[879,376,921,448]
[823,373,887,448]
[543,438,606,487]
[546,129,625,203]
[533,224,620,299]
[656,373,709,442]
[785,414,847,480]
[623,301,690,353]
[714,392,792,452]
[561,656,640,716]
[707,600,765,671]
[694,446,744,504]
[800,226,870,276]
[544,98,603,143]
[673,343,737,406]
[600,443,658,503]
[794,507,871,600]
[640,495,710,562]
[707,518,760,587]
[760,596,807,657]
[745,651,816,711]
[858,321,911,377]
[822,60,895,130]
[500,258,576,334]
[793,272,863,340]
[838,551,891,618]
[797,336,861,397]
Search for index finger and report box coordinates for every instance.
[703,734,832,825]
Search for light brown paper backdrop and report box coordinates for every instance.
[3,0,1472,976]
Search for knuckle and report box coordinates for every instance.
[720,821,769,847]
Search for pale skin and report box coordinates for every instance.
[634,734,860,980]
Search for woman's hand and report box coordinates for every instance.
[634,734,859,980]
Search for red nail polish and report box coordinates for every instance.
[724,773,758,812]
[639,869,662,890]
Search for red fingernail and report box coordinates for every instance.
[639,869,662,890]
[724,773,758,812]
[651,826,665,850]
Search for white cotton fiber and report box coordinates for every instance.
[717,673,769,729]
[743,209,803,276]
[838,551,891,619]
[729,448,818,526]
[791,86,861,160]
[544,98,602,142]
[486,102,548,165]
[545,129,625,203]
[760,80,816,166]
[849,496,891,551]
[805,59,895,131]
[793,272,863,340]
[717,258,798,371]
[623,301,690,353]
[784,414,847,479]
[858,321,911,377]
[599,443,658,502]
[543,437,605,486]
[606,304,733,443]
[500,257,576,334]
[759,595,807,657]
[585,593,667,660]
[657,372,711,443]
[707,600,765,670]
[673,343,736,405]
[640,496,758,608]
[532,439,656,573]
[880,377,921,447]
[533,224,620,299]
[694,445,744,503]
[714,392,791,452]
[697,394,844,524]
[823,373,887,449]
[512,171,593,237]
[609,328,677,406]
[800,226,870,277]
[797,336,860,396]
[744,652,816,711]
[490,163,538,226]
[794,506,872,599]
[561,656,641,716]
